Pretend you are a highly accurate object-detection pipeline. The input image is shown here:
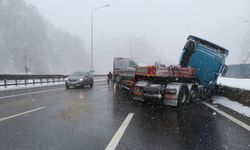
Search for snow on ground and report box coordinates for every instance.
[213,96,250,117]
[217,77,250,90]
[0,82,64,91]
[0,77,106,92]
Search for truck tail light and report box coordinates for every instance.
[165,89,177,94]
[132,86,144,96]
[165,89,177,100]
[147,66,156,75]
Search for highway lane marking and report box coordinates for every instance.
[113,84,116,94]
[0,83,64,92]
[0,79,106,99]
[203,102,250,132]
[0,107,46,122]
[0,79,104,94]
[105,113,134,150]
[0,88,64,99]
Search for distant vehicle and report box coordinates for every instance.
[113,57,149,83]
[65,71,94,89]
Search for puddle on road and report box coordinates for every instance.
[59,94,92,123]
[113,84,116,94]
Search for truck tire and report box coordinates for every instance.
[188,86,198,103]
[177,86,189,106]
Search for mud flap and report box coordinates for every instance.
[164,99,178,106]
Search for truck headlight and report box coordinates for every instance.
[79,78,83,81]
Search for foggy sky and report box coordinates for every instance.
[25,0,250,72]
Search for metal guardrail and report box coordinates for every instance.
[0,74,67,87]
[94,74,107,77]
[0,74,106,88]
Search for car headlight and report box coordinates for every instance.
[79,78,83,81]
[65,78,68,81]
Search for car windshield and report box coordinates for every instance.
[0,0,250,150]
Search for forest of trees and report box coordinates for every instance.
[0,0,89,74]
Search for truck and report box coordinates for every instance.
[113,35,229,106]
[113,57,149,82]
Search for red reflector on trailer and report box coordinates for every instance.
[165,89,177,94]
[165,94,177,100]
[148,66,156,75]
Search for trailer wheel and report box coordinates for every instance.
[177,86,189,106]
[188,87,198,103]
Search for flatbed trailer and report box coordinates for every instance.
[118,65,198,106]
[114,35,229,107]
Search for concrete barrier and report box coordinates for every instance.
[218,85,250,106]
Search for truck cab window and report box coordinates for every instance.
[180,40,196,67]
[129,61,137,68]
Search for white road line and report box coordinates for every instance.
[0,79,105,99]
[0,88,64,99]
[0,107,46,122]
[0,83,64,92]
[105,113,134,150]
[203,102,250,132]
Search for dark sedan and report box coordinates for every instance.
[65,71,94,88]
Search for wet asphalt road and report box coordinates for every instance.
[0,81,249,150]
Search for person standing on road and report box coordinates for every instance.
[107,71,113,87]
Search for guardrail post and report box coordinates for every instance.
[47,78,49,84]
[33,79,35,85]
[53,78,55,83]
[40,78,42,85]
[4,79,7,88]
[15,80,17,87]
[24,79,27,86]
[58,77,60,82]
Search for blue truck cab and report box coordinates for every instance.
[179,35,229,96]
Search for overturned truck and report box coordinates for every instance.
[113,35,229,106]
